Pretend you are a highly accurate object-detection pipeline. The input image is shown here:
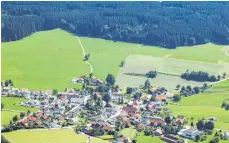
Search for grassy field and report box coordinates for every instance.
[211,79,229,91]
[2,29,88,90]
[1,111,20,125]
[2,97,38,112]
[2,29,229,89]
[120,128,137,139]
[2,129,108,143]
[135,132,164,143]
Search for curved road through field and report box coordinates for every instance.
[77,37,93,74]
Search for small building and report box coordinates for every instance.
[223,131,229,140]
[178,127,203,140]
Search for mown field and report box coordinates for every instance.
[2,29,229,90]
[1,111,20,125]
[2,129,108,143]
[2,29,88,90]
[1,97,39,125]
[135,132,164,143]
[120,128,137,139]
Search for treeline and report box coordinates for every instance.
[181,70,221,82]
[2,2,229,48]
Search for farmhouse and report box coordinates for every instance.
[223,131,229,139]
[88,77,103,86]
[178,127,203,140]
[71,76,85,83]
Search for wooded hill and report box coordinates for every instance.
[1,1,229,48]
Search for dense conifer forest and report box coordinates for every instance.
[1,1,229,48]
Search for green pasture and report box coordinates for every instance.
[1,111,20,125]
[2,129,108,143]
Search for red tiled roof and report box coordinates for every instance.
[21,119,29,125]
[36,112,42,118]
[150,120,165,126]
[103,125,112,131]
[28,116,36,122]
[35,120,42,126]
[155,95,166,101]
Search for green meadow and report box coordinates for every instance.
[2,29,229,89]
[2,129,108,143]
[120,128,137,139]
[169,80,229,130]
[1,111,20,125]
[1,97,38,112]
[1,97,39,125]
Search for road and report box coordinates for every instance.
[77,36,93,73]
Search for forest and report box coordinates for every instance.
[1,1,229,49]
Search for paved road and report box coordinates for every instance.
[77,36,93,73]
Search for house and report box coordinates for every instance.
[1,87,10,96]
[71,76,85,83]
[122,105,137,115]
[68,94,85,105]
[176,118,186,125]
[160,134,184,143]
[88,77,103,86]
[165,92,174,99]
[178,127,203,140]
[153,128,163,136]
[223,131,229,139]
[113,137,131,143]
[111,92,124,103]
[65,88,76,93]
[20,88,31,99]
[155,94,166,102]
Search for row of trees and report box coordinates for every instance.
[145,71,157,78]
[196,120,214,131]
[2,2,229,48]
[181,70,220,82]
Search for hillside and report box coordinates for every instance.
[1,29,89,90]
[2,1,229,48]
[2,29,229,90]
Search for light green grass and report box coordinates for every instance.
[2,97,38,112]
[211,79,229,91]
[168,105,229,130]
[2,29,88,90]
[2,29,229,89]
[1,111,20,125]
[120,128,137,139]
[99,135,114,140]
[135,132,164,143]
[178,92,229,107]
[2,129,108,143]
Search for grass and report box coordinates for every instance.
[135,132,164,143]
[2,97,38,112]
[2,29,88,90]
[2,129,108,143]
[1,111,20,125]
[2,29,229,89]
[211,79,229,91]
[120,128,137,139]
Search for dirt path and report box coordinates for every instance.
[77,37,93,73]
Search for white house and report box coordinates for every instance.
[178,127,203,140]
[223,131,229,140]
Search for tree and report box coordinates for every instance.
[1,135,10,143]
[173,94,181,102]
[1,103,4,110]
[106,74,115,85]
[144,79,151,89]
[176,84,181,89]
[126,87,133,94]
[193,86,200,94]
[221,102,226,108]
[103,93,111,105]
[203,83,208,90]
[96,84,108,92]
[1,82,3,87]
[225,104,229,110]
[195,135,200,142]
[120,61,125,67]
[181,86,186,92]
[196,120,205,130]
[53,89,58,95]
[164,116,172,124]
[27,110,31,116]
[217,75,221,81]
[146,71,157,78]
[5,80,9,87]
[12,115,19,122]
[204,121,214,130]
[20,112,25,119]
[89,73,93,78]
[8,79,13,86]
[191,122,194,127]
[223,72,226,78]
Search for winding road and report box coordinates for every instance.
[77,37,93,74]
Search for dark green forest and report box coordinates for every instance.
[1,1,229,48]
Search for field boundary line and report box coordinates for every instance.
[77,36,93,73]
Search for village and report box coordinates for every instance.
[1,75,229,143]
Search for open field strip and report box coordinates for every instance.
[1,97,39,125]
[2,129,108,143]
[2,29,229,89]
